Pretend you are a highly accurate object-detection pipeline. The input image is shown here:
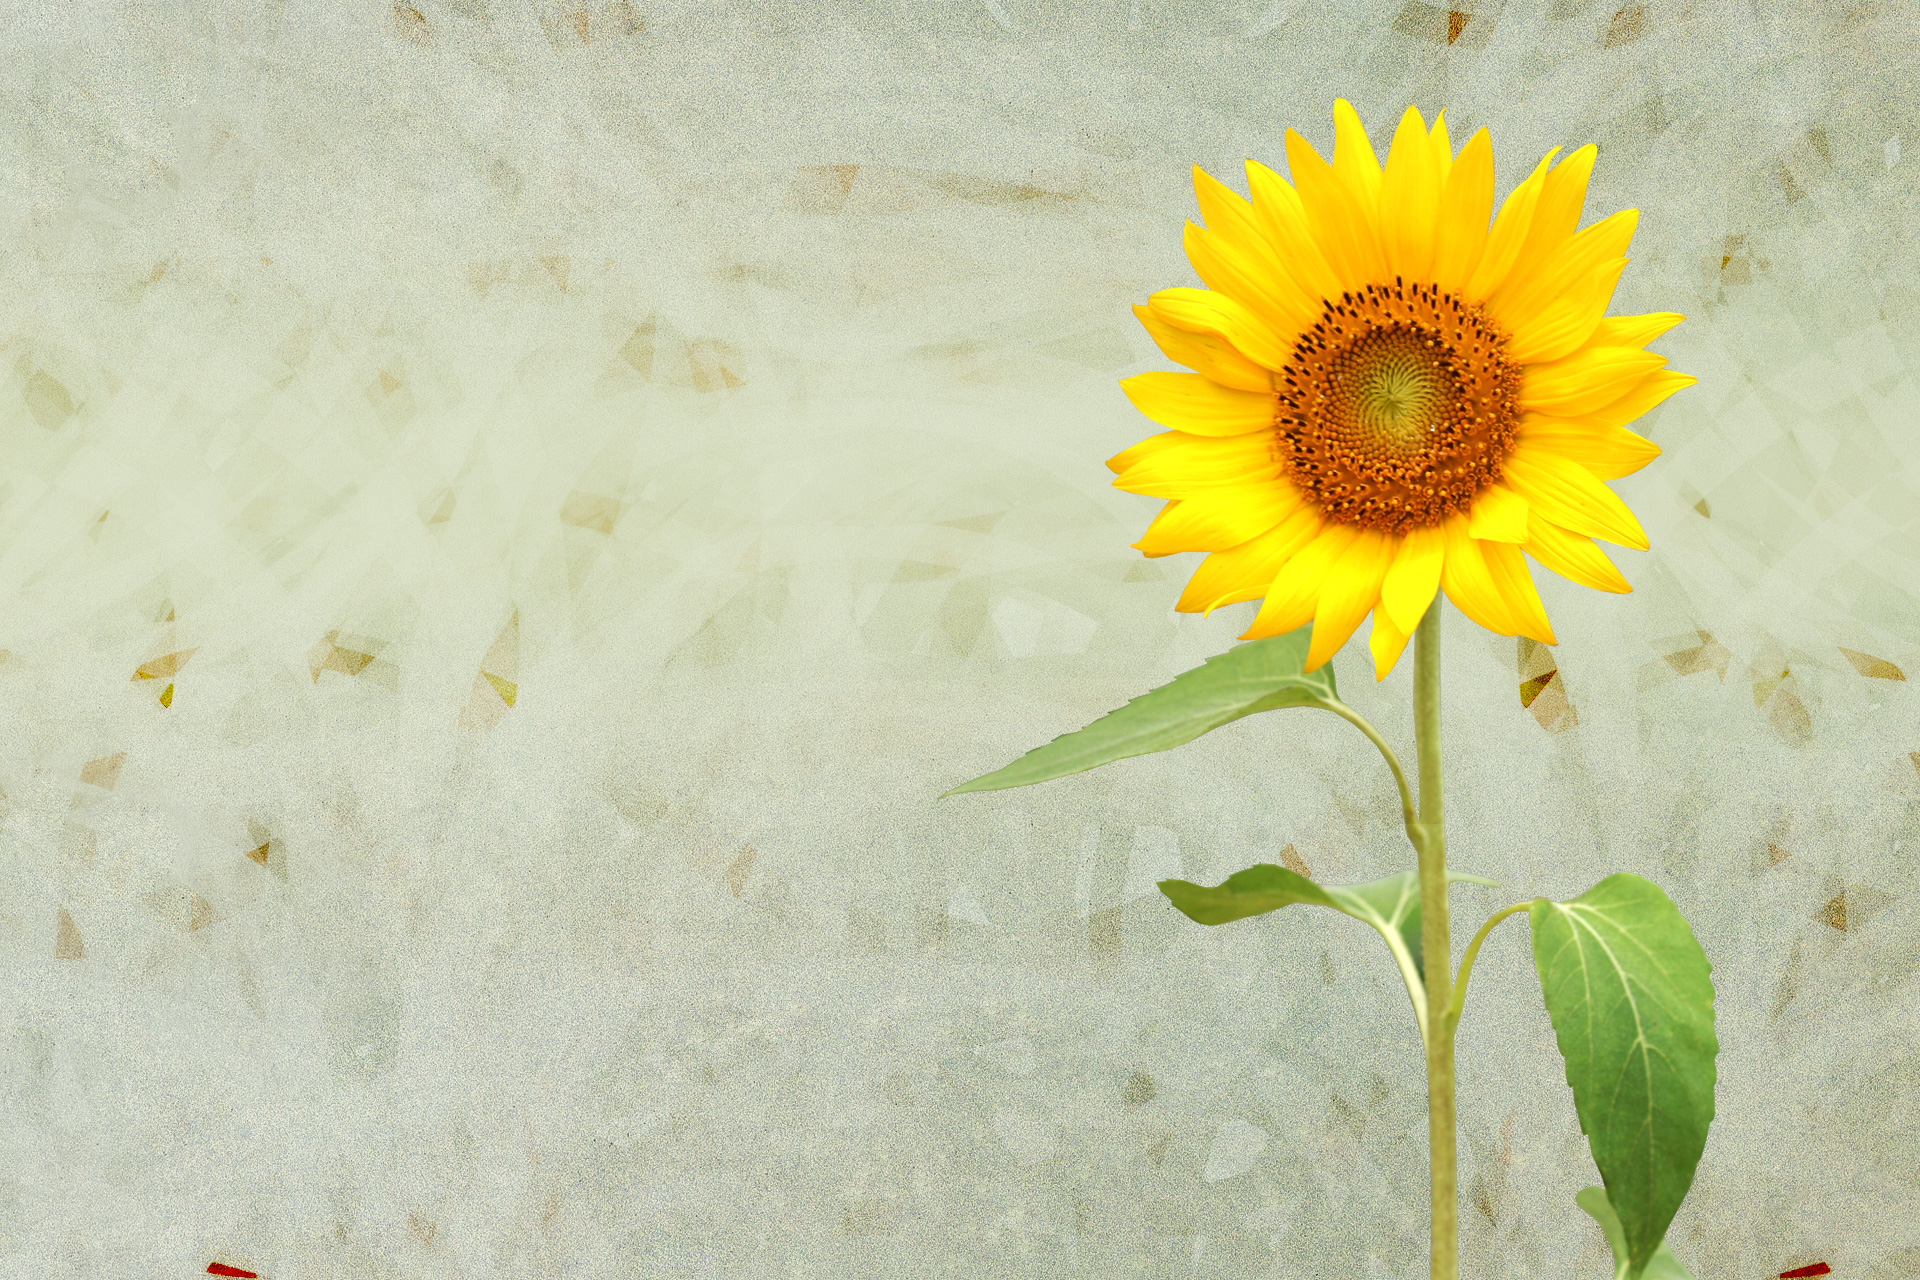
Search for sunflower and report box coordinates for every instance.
[1109,101,1694,679]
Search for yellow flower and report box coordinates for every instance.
[1111,101,1695,679]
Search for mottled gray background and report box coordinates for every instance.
[1,0,1917,1275]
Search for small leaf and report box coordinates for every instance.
[1575,1186,1699,1280]
[1533,877,1718,1280]
[942,627,1338,795]
[1157,862,1342,924]
[1159,864,1498,982]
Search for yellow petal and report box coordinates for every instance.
[1500,442,1650,549]
[1176,505,1325,613]
[1463,148,1559,302]
[1429,111,1453,185]
[1379,523,1445,633]
[1519,345,1668,417]
[1133,303,1273,393]
[1583,369,1697,430]
[1489,145,1597,310]
[1183,222,1318,342]
[1438,515,1517,635]
[1240,523,1360,640]
[1502,257,1627,366]
[1189,169,1324,333]
[1516,413,1663,480]
[1530,145,1598,246]
[1431,129,1494,295]
[1192,166,1254,229]
[1106,431,1177,475]
[1149,288,1294,372]
[1120,372,1277,437]
[1284,127,1388,288]
[1380,104,1443,283]
[1368,602,1413,681]
[1112,432,1285,497]
[1522,510,1630,593]
[1306,528,1395,671]
[1480,539,1557,644]
[1488,208,1638,339]
[1134,483,1301,556]
[1244,160,1345,308]
[1465,482,1531,542]
[1331,99,1385,227]
[1592,312,1683,349]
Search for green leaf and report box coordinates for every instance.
[1532,876,1718,1280]
[1575,1186,1698,1280]
[1159,864,1499,984]
[941,627,1339,796]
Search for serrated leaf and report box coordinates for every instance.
[942,627,1339,796]
[1575,1186,1698,1280]
[1159,864,1499,983]
[1532,876,1718,1280]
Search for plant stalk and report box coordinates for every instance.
[1413,598,1456,1280]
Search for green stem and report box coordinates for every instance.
[1446,902,1532,1038]
[1412,598,1455,1280]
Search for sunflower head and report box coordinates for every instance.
[1110,101,1695,679]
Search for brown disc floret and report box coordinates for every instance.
[1273,278,1523,536]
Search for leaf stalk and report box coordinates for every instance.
[1446,902,1533,1038]
[1319,699,1419,841]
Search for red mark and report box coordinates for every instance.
[208,1266,259,1279]
[1780,1266,1831,1279]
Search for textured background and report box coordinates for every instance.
[2,0,1917,1275]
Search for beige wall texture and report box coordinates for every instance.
[1,0,1917,1275]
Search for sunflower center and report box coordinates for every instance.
[1344,330,1450,451]
[1274,279,1522,535]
